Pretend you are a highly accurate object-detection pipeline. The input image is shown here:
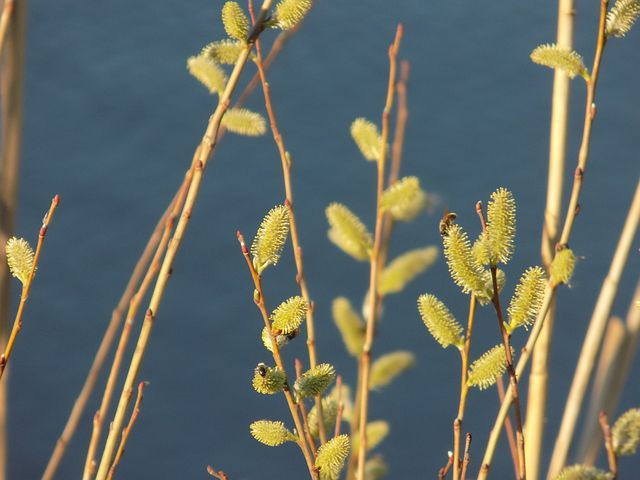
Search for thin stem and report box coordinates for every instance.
[237,232,318,479]
[248,0,325,444]
[496,376,521,479]
[0,195,59,380]
[479,1,610,476]
[439,455,454,480]
[93,6,275,478]
[460,433,472,480]
[490,266,526,480]
[335,375,344,438]
[295,359,318,457]
[106,381,147,480]
[526,1,574,476]
[207,467,230,480]
[0,0,13,55]
[599,411,618,479]
[356,24,403,480]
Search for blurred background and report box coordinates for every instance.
[7,0,640,478]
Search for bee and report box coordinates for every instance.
[255,363,268,377]
[439,208,457,237]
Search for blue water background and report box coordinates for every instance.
[9,0,640,478]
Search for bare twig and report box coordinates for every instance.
[0,0,13,56]
[106,381,148,480]
[460,433,472,480]
[0,195,59,380]
[496,377,520,479]
[207,466,230,480]
[335,375,344,438]
[93,5,277,478]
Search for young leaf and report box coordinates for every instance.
[5,237,34,285]
[326,203,373,261]
[380,176,425,221]
[250,420,296,446]
[612,408,640,456]
[273,0,312,30]
[506,266,547,333]
[443,224,486,296]
[251,205,290,273]
[552,465,613,480]
[351,420,390,453]
[315,435,350,479]
[186,55,227,95]
[221,1,249,41]
[261,326,292,352]
[379,247,438,295]
[252,364,286,395]
[551,247,576,286]
[370,351,415,390]
[201,40,245,65]
[484,188,516,265]
[271,296,307,334]
[221,108,267,136]
[294,364,336,399]
[467,345,509,390]
[606,0,640,37]
[417,294,464,350]
[350,118,382,161]
[332,297,365,356]
[530,44,589,80]
[308,396,339,439]
[365,454,389,480]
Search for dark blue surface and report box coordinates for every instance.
[8,0,640,478]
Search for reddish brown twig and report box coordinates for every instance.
[460,433,472,480]
[207,466,230,480]
[599,411,618,479]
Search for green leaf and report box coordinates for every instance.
[221,1,249,41]
[221,108,267,136]
[530,44,589,80]
[271,296,307,334]
[443,224,486,296]
[201,39,245,64]
[506,266,547,333]
[273,0,312,30]
[315,435,350,480]
[350,118,382,161]
[552,465,613,480]
[612,408,640,456]
[5,237,34,286]
[467,345,509,390]
[251,205,290,273]
[326,203,372,261]
[417,294,464,349]
[332,297,365,356]
[370,351,415,390]
[379,247,438,295]
[551,247,576,286]
[252,363,286,394]
[380,176,426,221]
[484,188,516,266]
[606,0,640,37]
[294,364,336,399]
[186,55,227,95]
[250,420,297,446]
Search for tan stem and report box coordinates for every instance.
[93,6,275,478]
[356,25,402,480]
[526,1,574,477]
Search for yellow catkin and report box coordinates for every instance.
[186,55,227,95]
[612,408,640,456]
[250,420,295,446]
[350,117,382,161]
[273,0,313,30]
[5,237,34,285]
[221,1,249,41]
[606,0,640,37]
[417,294,464,349]
[251,205,290,273]
[467,345,509,390]
[326,203,372,261]
[530,44,588,80]
[369,351,415,389]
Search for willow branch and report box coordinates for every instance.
[479,1,610,476]
[526,0,575,476]
[0,0,13,56]
[237,232,318,479]
[0,194,59,380]
[356,24,403,480]
[93,6,276,478]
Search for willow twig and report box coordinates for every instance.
[0,194,59,380]
[207,467,230,480]
[526,1,575,476]
[496,377,520,479]
[356,24,403,480]
[93,5,276,478]
[0,0,13,56]
[248,0,326,444]
[335,375,344,438]
[599,411,617,479]
[461,433,472,480]
[237,232,318,479]
[479,1,611,476]
[106,381,148,480]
